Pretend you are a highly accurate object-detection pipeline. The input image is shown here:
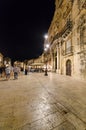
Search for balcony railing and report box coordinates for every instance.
[51,20,73,44]
[62,46,73,56]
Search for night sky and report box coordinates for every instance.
[0,0,55,62]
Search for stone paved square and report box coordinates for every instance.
[0,73,86,130]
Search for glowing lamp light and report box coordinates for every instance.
[44,34,48,39]
[44,48,47,51]
[46,44,49,48]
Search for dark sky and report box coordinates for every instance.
[0,0,55,62]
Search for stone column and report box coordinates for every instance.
[51,50,55,72]
[56,44,60,74]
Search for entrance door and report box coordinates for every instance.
[55,52,57,71]
[66,60,71,76]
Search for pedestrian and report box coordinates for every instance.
[25,67,28,75]
[13,65,20,79]
[5,65,11,80]
[0,67,2,77]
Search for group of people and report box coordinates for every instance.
[0,64,20,80]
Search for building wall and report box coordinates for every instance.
[0,53,3,67]
[48,0,86,80]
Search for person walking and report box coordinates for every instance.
[5,65,11,80]
[13,65,20,79]
[0,67,2,77]
[25,66,28,75]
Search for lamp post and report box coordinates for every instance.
[44,34,49,76]
[44,53,48,76]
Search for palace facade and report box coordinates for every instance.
[45,0,86,80]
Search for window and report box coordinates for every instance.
[65,39,72,54]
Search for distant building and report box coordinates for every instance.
[0,53,3,67]
[4,57,11,67]
[44,0,86,80]
[28,56,44,72]
[14,61,24,69]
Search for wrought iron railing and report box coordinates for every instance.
[51,20,73,44]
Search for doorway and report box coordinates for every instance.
[66,59,71,76]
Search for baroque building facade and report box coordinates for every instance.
[46,0,86,80]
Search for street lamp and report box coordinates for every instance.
[44,53,48,76]
[44,34,48,39]
[44,34,49,76]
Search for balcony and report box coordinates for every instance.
[62,46,73,56]
[51,20,73,44]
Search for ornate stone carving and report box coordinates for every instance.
[63,1,72,19]
[52,20,73,44]
[78,14,86,50]
[78,0,86,10]
[55,9,62,19]
[80,51,86,78]
[58,0,63,7]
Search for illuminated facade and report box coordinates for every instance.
[0,53,3,67]
[4,57,11,66]
[47,0,86,80]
